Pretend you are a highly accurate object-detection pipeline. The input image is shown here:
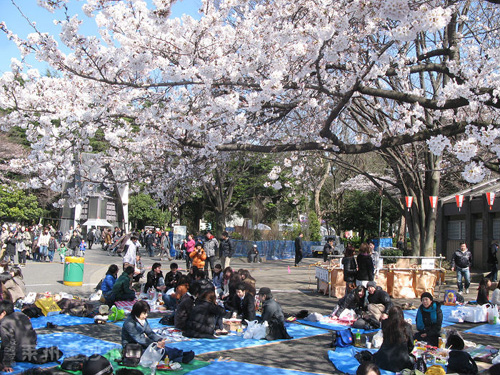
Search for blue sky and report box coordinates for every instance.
[0,0,201,74]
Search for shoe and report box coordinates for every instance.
[182,350,195,364]
[46,322,57,329]
[466,288,469,294]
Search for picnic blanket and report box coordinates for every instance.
[297,318,378,334]
[328,347,393,375]
[30,314,95,329]
[104,348,210,375]
[6,333,121,375]
[464,323,500,337]
[188,360,326,375]
[167,323,328,355]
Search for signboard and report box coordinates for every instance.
[172,225,187,251]
[421,258,435,270]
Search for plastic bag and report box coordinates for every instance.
[487,304,499,324]
[372,330,384,349]
[243,320,268,340]
[108,306,125,322]
[89,290,102,301]
[338,308,356,322]
[139,343,165,367]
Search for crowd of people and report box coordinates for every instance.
[0,224,499,375]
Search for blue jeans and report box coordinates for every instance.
[456,267,470,291]
[39,245,48,257]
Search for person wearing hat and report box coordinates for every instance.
[247,244,260,264]
[413,292,443,347]
[257,287,292,340]
[446,333,478,375]
[366,281,393,320]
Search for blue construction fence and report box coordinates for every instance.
[232,240,321,260]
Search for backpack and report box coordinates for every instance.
[118,343,143,367]
[331,329,354,348]
[30,346,63,364]
[61,354,88,371]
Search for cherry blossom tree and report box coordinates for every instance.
[1,0,499,256]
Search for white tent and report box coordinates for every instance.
[82,219,113,227]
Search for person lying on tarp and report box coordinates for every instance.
[122,300,194,364]
[0,300,37,372]
[334,285,367,318]
[413,292,443,347]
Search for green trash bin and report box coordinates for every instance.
[63,256,84,286]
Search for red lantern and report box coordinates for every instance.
[405,196,413,211]
[429,196,438,212]
[455,195,464,211]
[487,192,496,210]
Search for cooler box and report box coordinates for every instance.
[63,256,85,286]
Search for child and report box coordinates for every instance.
[447,333,478,375]
[79,240,87,257]
[58,242,68,263]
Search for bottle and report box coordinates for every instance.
[355,332,361,347]
[365,336,371,348]
[439,331,446,349]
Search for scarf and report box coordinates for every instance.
[416,302,437,331]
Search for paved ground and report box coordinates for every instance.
[21,246,500,374]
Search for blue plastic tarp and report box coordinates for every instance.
[233,240,320,260]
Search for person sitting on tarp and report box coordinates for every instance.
[373,306,414,373]
[353,281,392,329]
[367,281,393,320]
[446,333,478,375]
[258,287,292,340]
[0,300,37,372]
[112,266,136,302]
[229,283,256,322]
[183,289,225,339]
[334,285,367,318]
[122,300,194,364]
[174,282,200,331]
[414,292,443,347]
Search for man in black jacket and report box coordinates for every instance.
[220,231,233,269]
[367,281,393,320]
[230,283,256,322]
[451,242,473,294]
[294,233,304,267]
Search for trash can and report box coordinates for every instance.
[63,256,85,286]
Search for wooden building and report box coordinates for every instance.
[437,178,500,270]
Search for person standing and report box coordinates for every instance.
[356,242,374,287]
[87,227,95,250]
[294,232,304,267]
[487,240,499,282]
[323,237,334,263]
[67,230,82,257]
[342,244,357,293]
[37,228,51,262]
[204,231,219,277]
[451,242,473,294]
[220,231,233,269]
[122,235,139,271]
